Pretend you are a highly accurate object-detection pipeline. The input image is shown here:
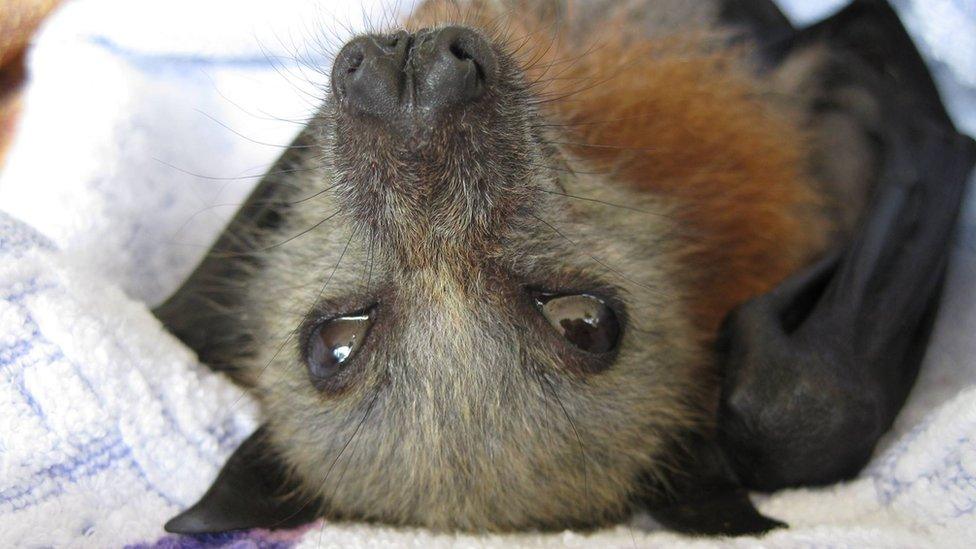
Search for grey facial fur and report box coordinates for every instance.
[243,109,709,530]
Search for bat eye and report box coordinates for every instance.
[307,310,373,380]
[536,294,620,354]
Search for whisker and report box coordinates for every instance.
[540,374,591,525]
[153,157,326,182]
[531,112,660,128]
[548,140,660,153]
[530,367,556,452]
[197,209,341,259]
[527,160,611,176]
[255,210,341,252]
[531,213,673,299]
[167,184,337,244]
[540,188,657,215]
[199,68,319,126]
[193,108,317,150]
[317,390,379,546]
[365,236,376,293]
[228,232,354,411]
[541,188,710,245]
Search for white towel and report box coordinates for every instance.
[1,1,975,547]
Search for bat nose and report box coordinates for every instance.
[331,26,495,121]
[331,31,411,119]
[411,26,494,113]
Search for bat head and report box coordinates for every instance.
[239,23,708,533]
[165,1,816,536]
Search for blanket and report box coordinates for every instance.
[1,0,975,547]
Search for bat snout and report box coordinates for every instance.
[331,26,495,123]
[328,25,538,263]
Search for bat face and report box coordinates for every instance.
[247,23,714,531]
[162,0,840,536]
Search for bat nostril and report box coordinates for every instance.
[346,52,364,74]
[415,26,495,110]
[448,41,471,61]
[331,33,409,117]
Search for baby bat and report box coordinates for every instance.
[155,0,975,537]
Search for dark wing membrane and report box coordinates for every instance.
[716,0,976,490]
[164,426,322,534]
[718,0,795,52]
[780,0,952,125]
[636,0,975,532]
[153,126,322,382]
[641,432,785,536]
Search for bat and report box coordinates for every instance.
[154,0,975,536]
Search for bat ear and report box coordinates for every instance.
[164,426,321,534]
[643,433,785,536]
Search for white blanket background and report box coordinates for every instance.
[1,0,975,547]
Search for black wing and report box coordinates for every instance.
[716,0,976,490]
[645,0,975,534]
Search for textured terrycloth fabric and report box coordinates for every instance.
[0,212,260,545]
[1,0,975,547]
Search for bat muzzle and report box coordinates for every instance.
[331,26,496,123]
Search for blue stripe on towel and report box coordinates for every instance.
[0,432,126,509]
[0,212,56,254]
[87,35,326,73]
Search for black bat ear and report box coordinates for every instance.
[643,433,785,536]
[165,426,321,535]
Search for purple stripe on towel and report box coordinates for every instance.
[127,531,294,549]
[129,523,315,549]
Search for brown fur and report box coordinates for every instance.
[550,46,822,334]
[0,1,59,164]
